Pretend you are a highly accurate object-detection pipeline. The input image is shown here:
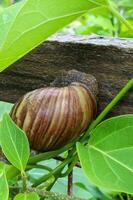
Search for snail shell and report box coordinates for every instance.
[10,82,97,152]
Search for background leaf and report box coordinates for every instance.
[0,101,13,120]
[0,113,30,171]
[0,161,18,180]
[77,115,133,194]
[0,168,9,200]
[0,0,101,72]
[74,0,133,37]
[14,192,40,200]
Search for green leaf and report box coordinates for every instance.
[0,169,9,200]
[0,0,12,7]
[77,115,133,194]
[14,192,40,200]
[0,162,19,180]
[0,101,13,120]
[0,0,101,72]
[0,113,30,171]
[74,182,89,192]
[118,0,133,8]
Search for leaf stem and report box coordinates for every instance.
[68,168,73,196]
[108,6,133,31]
[26,164,52,172]
[21,171,27,192]
[119,194,125,200]
[127,194,131,200]
[84,79,133,138]
[61,155,78,177]
[28,140,76,165]
[33,156,73,187]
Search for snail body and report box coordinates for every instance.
[10,71,97,151]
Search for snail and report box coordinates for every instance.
[10,70,98,151]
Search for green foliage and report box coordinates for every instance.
[0,0,12,7]
[0,113,30,171]
[0,0,101,72]
[75,0,133,37]
[0,162,19,181]
[77,115,133,194]
[0,101,13,120]
[0,1,132,199]
[28,159,110,199]
[0,168,9,200]
[0,83,132,199]
[14,192,40,200]
[0,0,132,72]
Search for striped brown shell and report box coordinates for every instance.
[10,82,96,151]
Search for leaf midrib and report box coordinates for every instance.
[5,117,23,170]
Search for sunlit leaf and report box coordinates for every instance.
[14,192,40,200]
[0,101,13,120]
[0,113,30,171]
[77,115,133,194]
[118,0,133,8]
[0,0,101,72]
[0,169,9,200]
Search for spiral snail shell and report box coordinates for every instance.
[10,70,97,151]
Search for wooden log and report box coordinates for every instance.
[0,34,133,116]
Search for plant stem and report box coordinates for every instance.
[62,155,78,177]
[68,170,73,196]
[67,150,73,196]
[84,79,133,138]
[54,156,81,168]
[46,177,58,191]
[21,171,27,192]
[119,194,125,200]
[26,164,52,172]
[28,140,76,165]
[33,156,73,187]
[127,194,130,200]
[108,6,133,31]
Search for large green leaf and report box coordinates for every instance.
[77,115,133,194]
[0,169,9,200]
[14,192,40,200]
[0,113,30,171]
[0,0,101,72]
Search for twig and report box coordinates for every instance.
[54,156,81,168]
[82,78,133,139]
[28,141,75,165]
[67,150,73,196]
[10,186,83,200]
[68,170,73,196]
[32,156,73,187]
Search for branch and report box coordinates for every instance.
[54,156,81,168]
[68,170,73,196]
[10,187,82,200]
